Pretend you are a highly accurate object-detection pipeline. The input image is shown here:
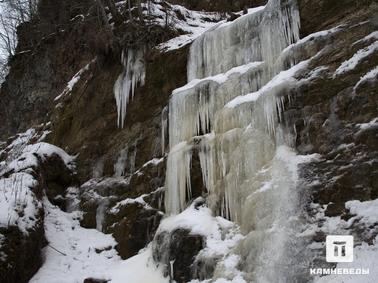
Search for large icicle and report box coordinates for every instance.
[114,48,146,128]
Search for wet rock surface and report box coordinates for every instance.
[280,0,378,269]
[78,157,166,259]
[0,214,45,283]
[293,0,378,212]
[153,228,205,283]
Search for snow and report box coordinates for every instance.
[107,247,168,283]
[109,187,164,214]
[157,201,244,280]
[215,6,266,30]
[158,202,225,236]
[346,199,378,226]
[30,199,118,283]
[5,142,75,173]
[5,129,36,150]
[158,201,244,250]
[0,130,75,236]
[54,60,94,101]
[356,117,378,131]
[354,65,378,90]
[80,177,130,198]
[300,197,378,283]
[30,199,169,283]
[335,41,378,75]
[173,62,264,95]
[281,25,343,56]
[136,157,165,172]
[155,3,222,52]
[354,31,378,45]
[0,172,40,233]
[225,59,309,108]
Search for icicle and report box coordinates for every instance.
[161,106,168,155]
[114,148,128,177]
[114,48,146,128]
[96,199,109,232]
[164,142,193,215]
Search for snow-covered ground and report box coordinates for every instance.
[30,199,169,283]
[0,128,169,283]
[29,197,245,283]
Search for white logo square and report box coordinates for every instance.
[326,235,353,263]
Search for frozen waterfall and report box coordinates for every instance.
[114,48,146,128]
[165,0,301,216]
[163,0,314,281]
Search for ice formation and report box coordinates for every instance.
[166,0,302,216]
[161,106,168,155]
[114,48,146,128]
[163,0,320,281]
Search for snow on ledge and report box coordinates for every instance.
[6,142,75,173]
[225,60,309,108]
[354,65,378,90]
[346,198,378,226]
[0,172,40,233]
[335,41,378,76]
[173,61,264,95]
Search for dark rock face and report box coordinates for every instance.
[79,158,166,259]
[50,47,187,183]
[293,0,378,208]
[283,0,378,267]
[40,153,77,209]
[152,229,205,283]
[0,0,112,140]
[0,214,45,283]
[104,201,163,259]
[44,37,188,262]
[298,0,375,37]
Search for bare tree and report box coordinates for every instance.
[0,0,38,81]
